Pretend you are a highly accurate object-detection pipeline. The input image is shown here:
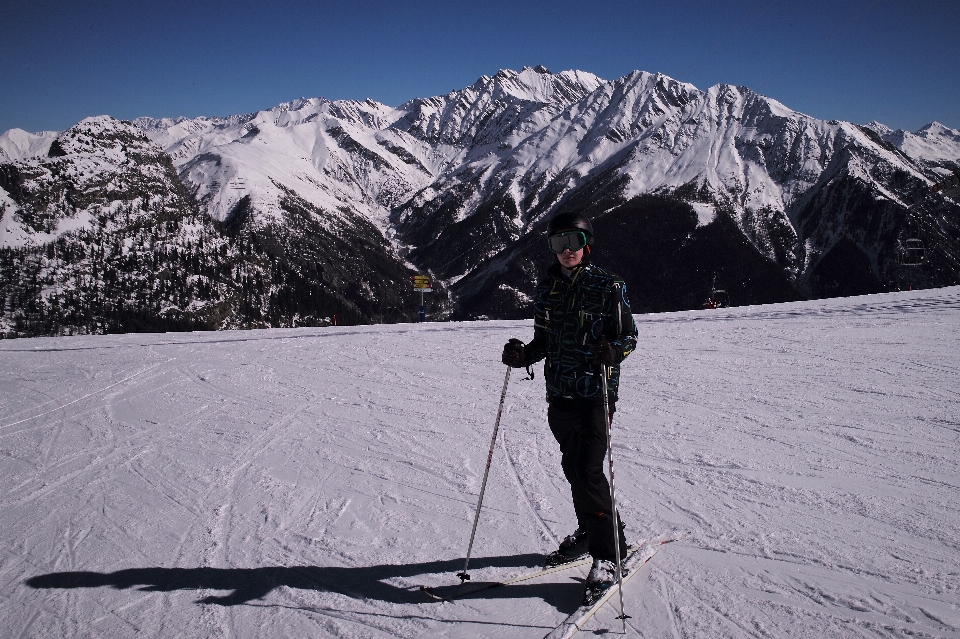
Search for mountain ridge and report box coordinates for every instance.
[2,67,959,335]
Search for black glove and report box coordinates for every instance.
[591,339,619,366]
[502,338,526,368]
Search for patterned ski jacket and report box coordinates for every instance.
[524,261,638,403]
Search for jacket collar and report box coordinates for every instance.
[548,260,590,284]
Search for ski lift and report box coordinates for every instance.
[898,207,927,267]
[899,237,926,266]
[704,289,730,308]
[703,273,730,309]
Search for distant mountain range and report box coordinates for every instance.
[2,66,959,336]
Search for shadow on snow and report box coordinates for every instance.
[24,553,585,612]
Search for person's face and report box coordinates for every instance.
[556,246,584,269]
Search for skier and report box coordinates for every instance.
[501,211,638,602]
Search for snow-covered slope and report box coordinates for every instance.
[0,128,59,163]
[0,115,198,250]
[3,67,960,331]
[865,120,960,167]
[0,114,427,336]
[2,287,958,638]
[135,98,435,230]
[394,71,958,312]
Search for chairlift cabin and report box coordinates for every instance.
[704,289,730,309]
[899,238,926,266]
[703,273,730,309]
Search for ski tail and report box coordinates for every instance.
[420,553,594,602]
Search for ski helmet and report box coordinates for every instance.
[547,212,594,244]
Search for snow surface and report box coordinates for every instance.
[0,128,58,162]
[865,121,960,165]
[0,188,31,249]
[149,97,436,230]
[690,202,717,227]
[2,288,959,638]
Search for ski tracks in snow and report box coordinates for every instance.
[2,289,960,638]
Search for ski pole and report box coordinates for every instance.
[457,365,512,582]
[601,364,629,632]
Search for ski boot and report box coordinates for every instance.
[582,557,630,606]
[544,528,589,567]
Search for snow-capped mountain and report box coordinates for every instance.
[133,67,604,233]
[396,66,604,150]
[0,117,423,336]
[0,128,59,163]
[0,116,232,334]
[394,71,703,280]
[135,98,428,231]
[1,116,198,250]
[864,120,960,168]
[130,67,960,310]
[2,67,959,335]
[390,72,959,314]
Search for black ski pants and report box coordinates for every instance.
[548,399,628,561]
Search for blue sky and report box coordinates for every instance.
[2,0,958,134]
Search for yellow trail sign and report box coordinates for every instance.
[410,275,432,290]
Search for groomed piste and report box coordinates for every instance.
[2,287,959,638]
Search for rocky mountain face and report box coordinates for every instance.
[392,71,960,315]
[2,67,959,336]
[0,117,422,336]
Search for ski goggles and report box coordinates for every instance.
[547,230,589,253]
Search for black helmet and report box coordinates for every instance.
[547,211,594,243]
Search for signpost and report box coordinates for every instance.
[410,275,432,322]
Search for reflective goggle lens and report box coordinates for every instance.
[548,231,588,253]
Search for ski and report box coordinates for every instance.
[420,541,644,602]
[544,530,689,639]
[420,553,595,602]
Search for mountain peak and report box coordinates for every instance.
[52,116,157,157]
[0,128,60,162]
[864,120,960,164]
[864,120,893,135]
[916,121,960,137]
